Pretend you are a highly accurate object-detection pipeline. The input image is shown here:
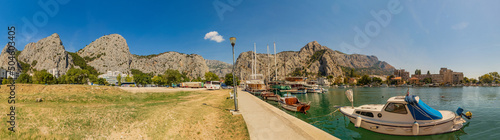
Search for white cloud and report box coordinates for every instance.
[451,22,469,30]
[204,31,225,43]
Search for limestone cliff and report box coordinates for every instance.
[206,59,232,77]
[18,33,74,74]
[234,41,395,80]
[77,34,209,78]
[0,44,21,72]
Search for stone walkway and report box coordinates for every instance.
[237,89,339,140]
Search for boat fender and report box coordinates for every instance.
[465,111,472,119]
[355,116,362,128]
[412,121,419,136]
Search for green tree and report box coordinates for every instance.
[372,77,382,84]
[16,73,32,83]
[204,71,219,82]
[33,70,55,84]
[152,75,165,86]
[479,74,494,84]
[125,74,133,82]
[117,75,122,85]
[58,74,69,84]
[290,68,303,77]
[133,74,152,87]
[350,69,356,78]
[427,70,431,75]
[358,75,371,85]
[423,77,432,84]
[387,75,395,84]
[463,77,470,84]
[2,77,13,85]
[96,78,108,85]
[224,73,240,86]
[415,69,421,75]
[471,78,478,84]
[66,68,90,84]
[163,69,182,85]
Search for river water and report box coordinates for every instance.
[263,87,500,140]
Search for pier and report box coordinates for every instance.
[237,89,338,140]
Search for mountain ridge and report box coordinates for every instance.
[0,34,395,82]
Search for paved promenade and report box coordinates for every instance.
[237,89,339,140]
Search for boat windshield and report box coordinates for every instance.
[384,103,408,114]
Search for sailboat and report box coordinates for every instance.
[245,43,266,94]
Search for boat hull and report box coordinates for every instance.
[280,102,310,113]
[340,107,466,136]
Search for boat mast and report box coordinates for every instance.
[267,44,270,82]
[254,43,257,79]
[274,42,277,81]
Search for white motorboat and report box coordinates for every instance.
[339,90,472,136]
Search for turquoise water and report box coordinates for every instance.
[264,87,500,140]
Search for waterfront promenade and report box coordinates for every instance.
[237,89,338,140]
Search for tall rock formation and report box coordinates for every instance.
[234,41,395,80]
[206,59,232,77]
[18,33,74,74]
[77,34,132,73]
[130,52,209,78]
[0,44,21,72]
[78,34,209,78]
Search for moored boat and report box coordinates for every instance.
[279,94,311,114]
[261,91,280,102]
[339,90,472,136]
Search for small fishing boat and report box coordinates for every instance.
[261,91,280,102]
[279,94,311,114]
[339,89,472,136]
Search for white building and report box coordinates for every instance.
[97,71,130,85]
[0,68,19,79]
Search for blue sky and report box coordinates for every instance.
[1,0,499,78]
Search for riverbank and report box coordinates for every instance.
[0,84,248,139]
[237,88,339,140]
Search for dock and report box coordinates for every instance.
[237,89,339,140]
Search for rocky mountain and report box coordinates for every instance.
[18,33,74,74]
[77,34,209,78]
[234,41,395,80]
[130,52,208,78]
[0,44,21,72]
[77,34,133,74]
[206,59,232,77]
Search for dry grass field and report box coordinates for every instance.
[0,84,249,139]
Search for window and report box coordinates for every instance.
[384,103,408,114]
[355,111,374,117]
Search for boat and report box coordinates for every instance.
[268,81,291,95]
[306,81,324,93]
[339,89,472,136]
[285,77,309,94]
[307,85,324,93]
[261,91,280,102]
[245,74,267,94]
[279,94,311,114]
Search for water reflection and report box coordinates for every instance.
[262,87,499,139]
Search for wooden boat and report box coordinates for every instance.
[279,94,311,114]
[261,91,280,102]
[339,90,472,136]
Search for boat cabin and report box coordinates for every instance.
[353,96,443,122]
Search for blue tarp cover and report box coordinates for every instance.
[405,95,443,120]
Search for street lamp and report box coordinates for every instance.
[230,37,238,112]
